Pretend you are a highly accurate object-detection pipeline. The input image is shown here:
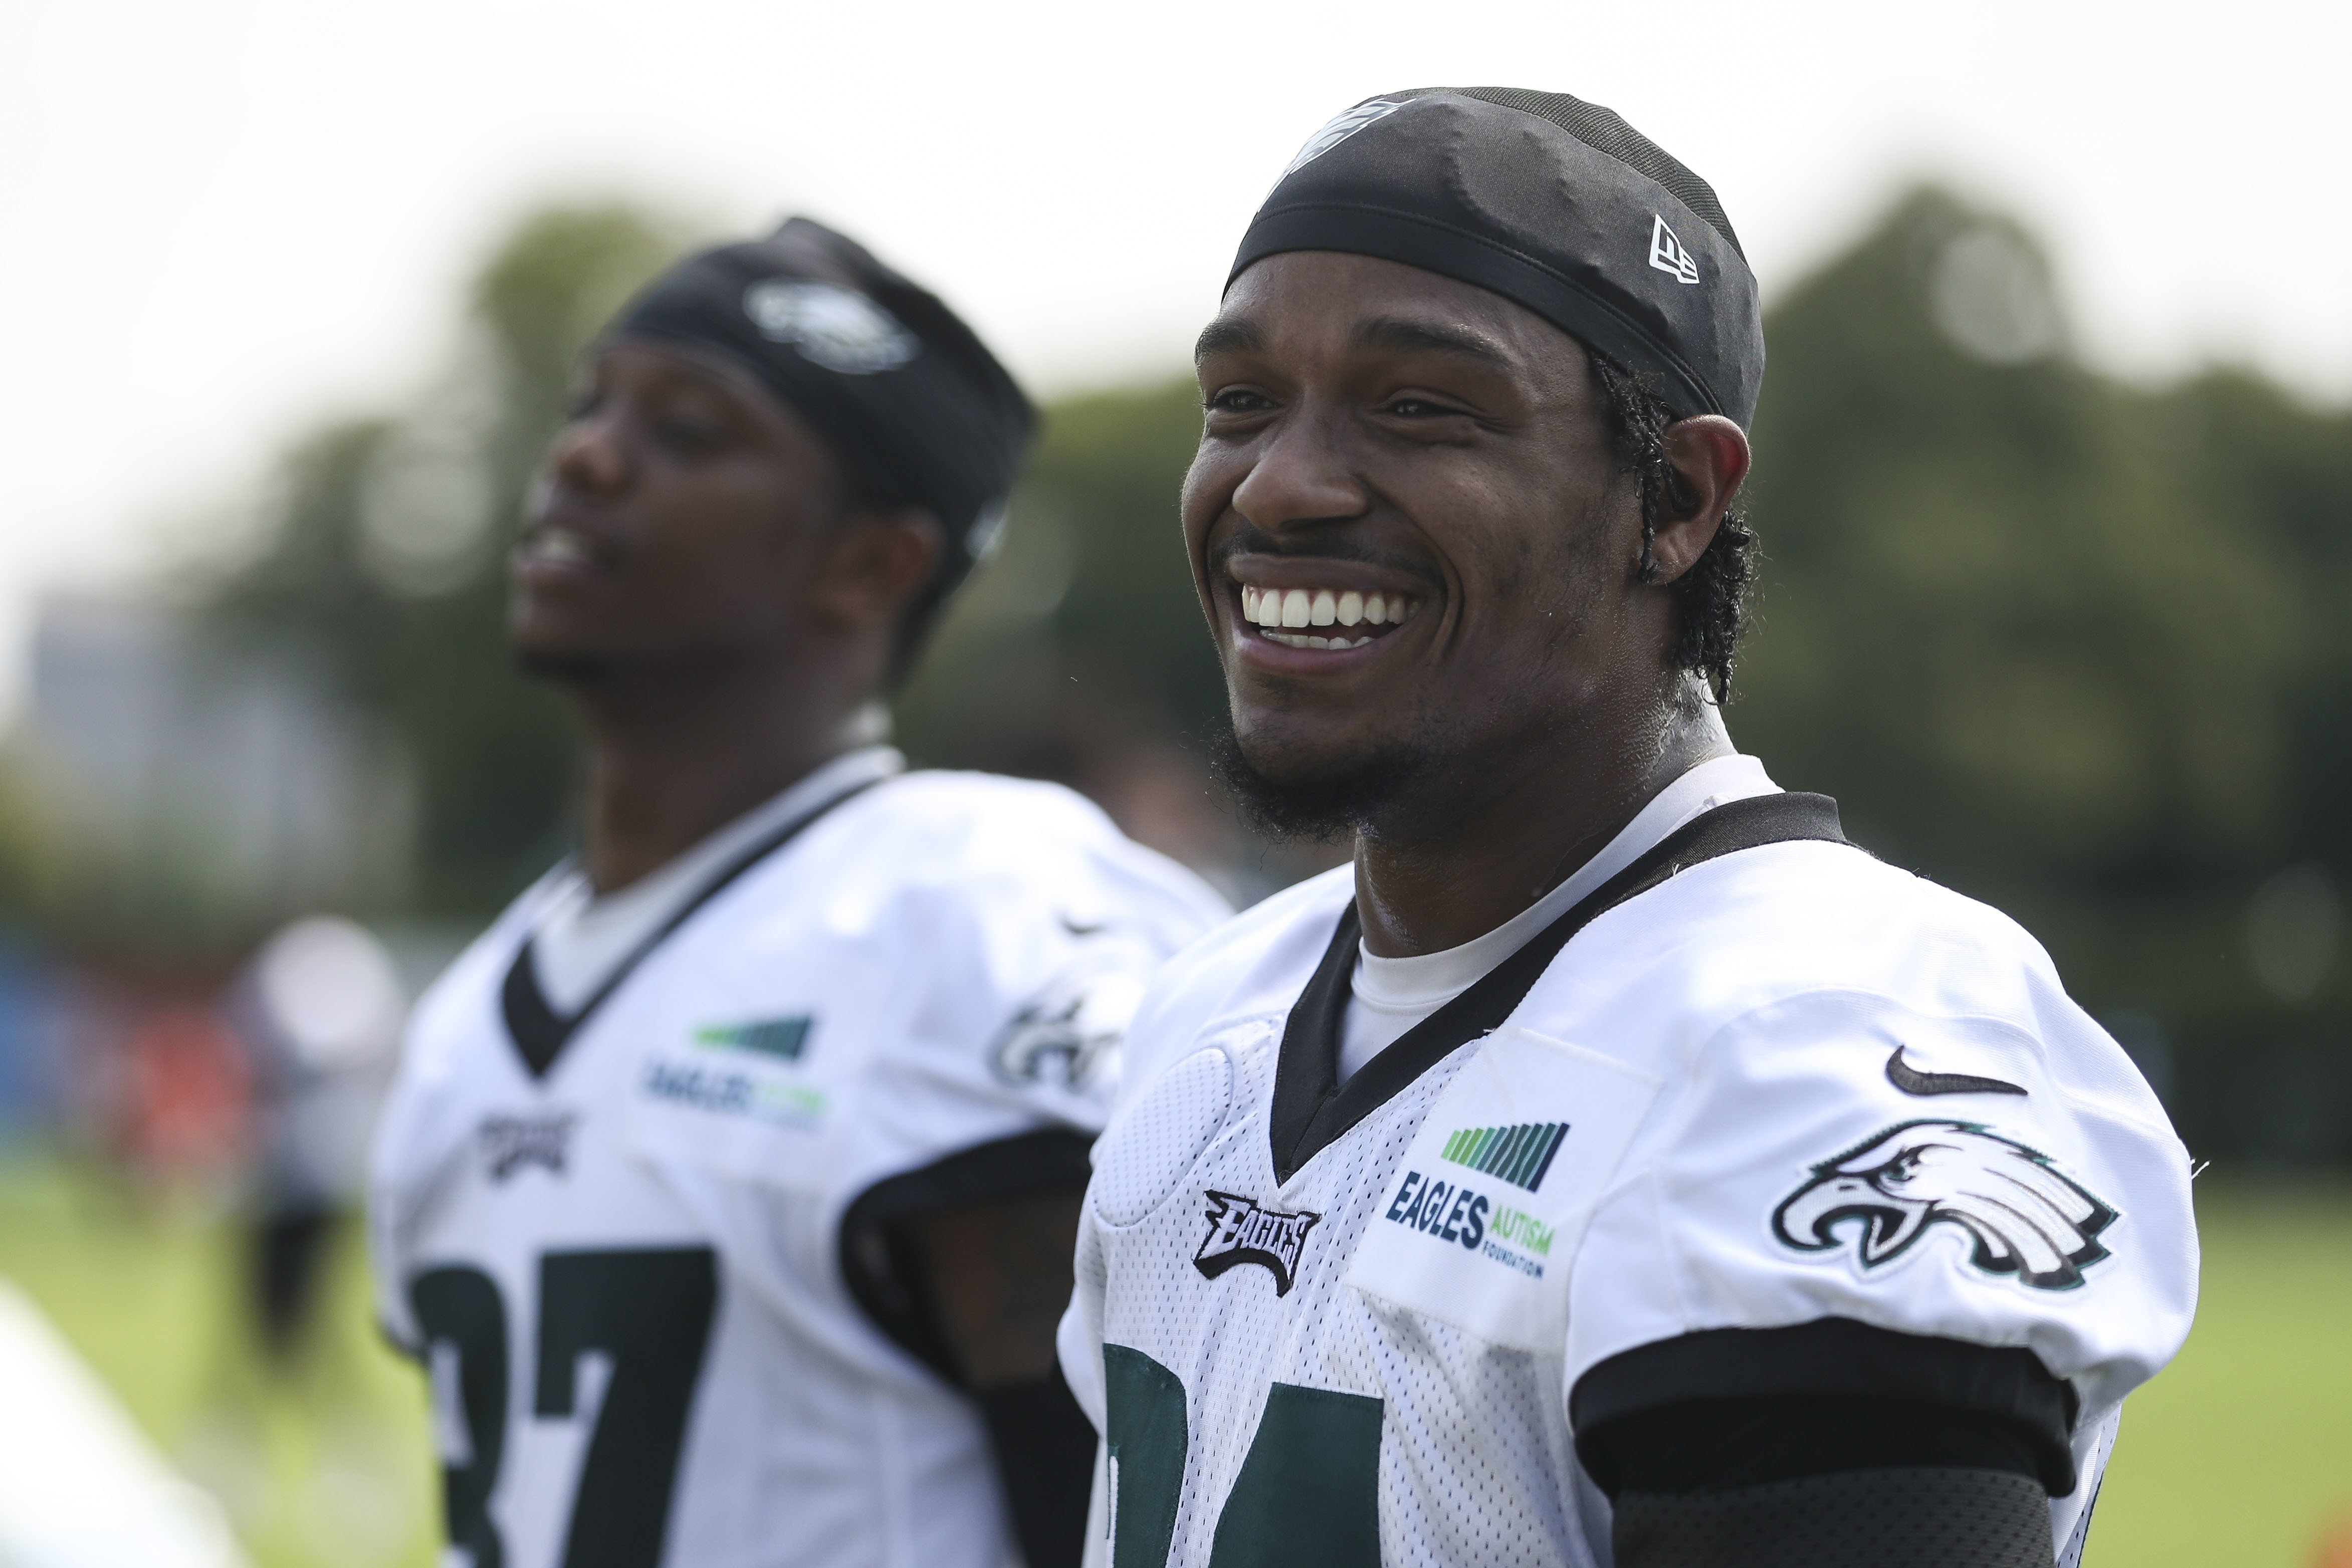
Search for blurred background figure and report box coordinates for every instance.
[226,917,404,1367]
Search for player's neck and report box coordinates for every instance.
[569,661,873,895]
[1351,694,1733,960]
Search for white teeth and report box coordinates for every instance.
[531,528,590,566]
[1265,631,1374,650]
[1234,582,1422,638]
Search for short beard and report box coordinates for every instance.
[1208,720,1443,844]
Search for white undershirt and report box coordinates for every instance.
[1337,753,1781,1084]
[529,746,904,1015]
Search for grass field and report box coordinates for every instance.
[0,1150,2344,1566]
[2084,1184,2352,1567]
[0,1154,436,1568]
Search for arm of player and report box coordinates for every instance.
[901,1194,1096,1568]
[901,1191,1083,1387]
[1560,984,2195,1568]
[1608,1461,2055,1568]
[1584,1382,2060,1568]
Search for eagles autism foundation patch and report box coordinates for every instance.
[1346,1025,1660,1352]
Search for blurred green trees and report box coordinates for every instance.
[1734,189,2352,1163]
[202,186,2351,1162]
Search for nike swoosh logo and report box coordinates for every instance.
[1885,1046,2027,1098]
[1058,915,1107,937]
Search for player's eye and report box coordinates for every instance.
[648,405,732,453]
[1384,395,1467,419]
[1205,387,1274,415]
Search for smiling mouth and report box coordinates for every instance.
[1238,585,1422,650]
[517,525,598,570]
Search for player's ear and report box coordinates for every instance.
[812,505,944,634]
[1645,415,1750,585]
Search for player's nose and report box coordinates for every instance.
[1230,405,1368,535]
[544,409,633,499]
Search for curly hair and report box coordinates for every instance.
[1589,355,1758,703]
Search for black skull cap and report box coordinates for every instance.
[1231,88,1764,427]
[613,216,1035,586]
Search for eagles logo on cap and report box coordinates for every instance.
[613,215,1034,598]
[742,280,918,375]
[1278,98,1408,180]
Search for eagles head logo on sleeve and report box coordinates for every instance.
[1772,1120,2118,1290]
[990,962,1147,1091]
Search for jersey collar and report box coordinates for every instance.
[1267,793,1850,1184]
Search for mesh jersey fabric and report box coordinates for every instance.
[1061,816,2195,1567]
[369,770,1226,1568]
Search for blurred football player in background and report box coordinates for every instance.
[369,217,1225,1568]
[232,915,405,1367]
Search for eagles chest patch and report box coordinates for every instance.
[1194,1193,1321,1295]
[1345,1025,1661,1354]
[1771,1119,2118,1290]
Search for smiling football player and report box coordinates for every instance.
[1059,89,2198,1568]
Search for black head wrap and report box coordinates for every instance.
[1233,88,1764,427]
[612,216,1034,592]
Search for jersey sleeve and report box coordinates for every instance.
[836,793,1226,1393]
[825,781,1231,1239]
[883,824,1230,1161]
[1564,984,2198,1469]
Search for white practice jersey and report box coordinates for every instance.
[1061,793,2197,1568]
[371,765,1226,1568]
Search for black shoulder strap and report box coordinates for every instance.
[1270,791,1850,1182]
[501,776,885,1078]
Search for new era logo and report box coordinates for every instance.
[1648,215,1700,285]
[1440,1122,1570,1192]
[1193,1192,1321,1296]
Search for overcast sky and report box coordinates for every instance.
[0,0,2343,713]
